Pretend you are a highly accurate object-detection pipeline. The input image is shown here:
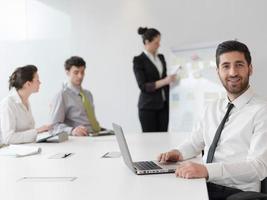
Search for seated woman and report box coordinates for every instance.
[0,65,50,144]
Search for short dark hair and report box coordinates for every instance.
[9,65,38,90]
[138,27,161,44]
[64,56,86,71]
[216,40,251,67]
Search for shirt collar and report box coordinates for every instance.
[223,86,254,110]
[65,82,82,95]
[143,49,158,60]
[9,88,23,104]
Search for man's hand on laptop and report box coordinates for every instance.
[72,126,88,136]
[175,162,208,179]
[158,149,183,163]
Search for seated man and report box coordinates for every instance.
[50,56,101,136]
[158,40,267,200]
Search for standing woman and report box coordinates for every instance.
[133,27,176,132]
[0,65,50,144]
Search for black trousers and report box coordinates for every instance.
[207,182,243,200]
[138,102,169,132]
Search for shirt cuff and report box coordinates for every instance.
[205,163,223,181]
[178,143,198,160]
[65,127,74,135]
[22,129,38,143]
[145,82,156,92]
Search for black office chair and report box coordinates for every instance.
[227,178,267,200]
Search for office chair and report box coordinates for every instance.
[227,178,267,200]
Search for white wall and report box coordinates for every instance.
[0,0,266,132]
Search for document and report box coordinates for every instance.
[18,177,77,182]
[0,145,41,157]
[102,151,121,158]
[48,153,74,159]
[168,65,182,75]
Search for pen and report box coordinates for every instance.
[63,153,72,158]
[102,152,109,158]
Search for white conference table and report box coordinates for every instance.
[0,132,209,200]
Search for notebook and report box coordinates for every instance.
[88,129,115,137]
[0,145,41,157]
[36,132,68,143]
[112,123,179,175]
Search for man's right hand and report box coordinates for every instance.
[157,149,182,163]
[72,126,88,136]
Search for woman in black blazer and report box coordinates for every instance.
[133,27,176,132]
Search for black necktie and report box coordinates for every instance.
[206,103,234,163]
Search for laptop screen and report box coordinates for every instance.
[112,123,135,173]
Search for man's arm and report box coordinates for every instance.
[205,105,267,183]
[158,106,208,178]
[175,105,267,181]
[158,106,207,163]
[50,91,73,135]
[177,108,207,160]
[158,121,208,179]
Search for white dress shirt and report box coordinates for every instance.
[0,89,37,144]
[143,50,166,101]
[178,87,267,191]
[144,50,163,78]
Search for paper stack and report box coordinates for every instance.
[0,145,41,157]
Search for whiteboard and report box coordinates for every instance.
[168,44,225,132]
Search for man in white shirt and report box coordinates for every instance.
[158,40,267,200]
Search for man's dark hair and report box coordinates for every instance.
[138,27,161,44]
[9,65,38,90]
[64,56,86,71]
[216,40,251,67]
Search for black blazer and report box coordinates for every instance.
[133,52,169,110]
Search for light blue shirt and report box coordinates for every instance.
[50,82,99,135]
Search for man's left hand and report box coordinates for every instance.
[175,162,208,179]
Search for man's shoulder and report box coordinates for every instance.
[82,89,93,98]
[53,86,65,96]
[51,84,73,101]
[251,94,267,105]
[250,95,267,114]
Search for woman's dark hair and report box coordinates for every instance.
[216,40,251,67]
[64,56,86,71]
[138,27,161,44]
[9,65,38,90]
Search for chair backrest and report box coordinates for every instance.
[261,178,267,193]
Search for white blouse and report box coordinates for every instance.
[143,50,163,77]
[0,89,37,144]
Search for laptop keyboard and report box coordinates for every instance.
[134,161,162,170]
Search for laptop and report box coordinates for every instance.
[112,123,178,175]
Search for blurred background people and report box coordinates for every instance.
[133,27,176,132]
[0,65,51,144]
